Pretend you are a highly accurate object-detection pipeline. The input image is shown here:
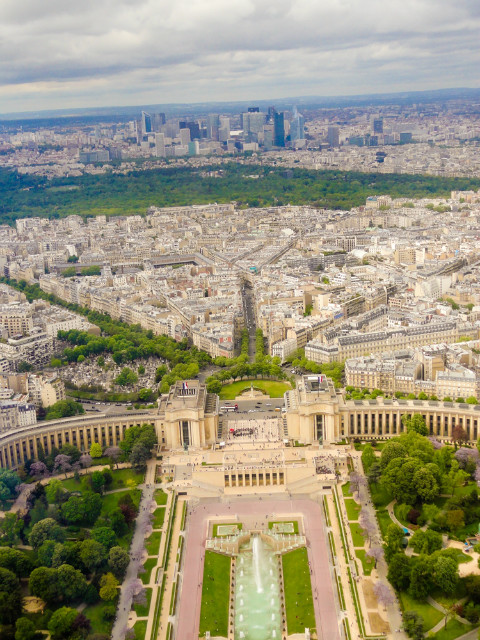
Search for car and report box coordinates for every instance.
[265,402,272,406]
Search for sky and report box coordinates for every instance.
[1,0,480,114]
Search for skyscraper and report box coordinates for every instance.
[141,111,152,134]
[206,114,220,140]
[327,126,339,148]
[290,108,305,141]
[274,112,285,147]
[373,118,384,134]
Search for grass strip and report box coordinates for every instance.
[335,570,346,610]
[180,500,187,530]
[150,573,166,640]
[348,566,365,636]
[199,551,231,637]
[161,493,178,569]
[343,618,352,640]
[176,536,184,566]
[328,531,337,559]
[323,495,331,526]
[169,579,177,616]
[333,487,350,563]
[282,547,316,635]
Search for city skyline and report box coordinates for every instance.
[2,0,480,113]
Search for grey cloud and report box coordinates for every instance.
[0,0,479,111]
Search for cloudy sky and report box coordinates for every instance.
[1,0,480,114]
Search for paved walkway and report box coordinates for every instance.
[386,500,414,536]
[350,452,408,639]
[111,460,158,640]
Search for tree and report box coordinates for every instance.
[104,446,122,467]
[29,461,49,479]
[380,440,407,469]
[61,495,85,524]
[0,547,32,578]
[387,553,411,591]
[29,566,59,602]
[403,610,425,640]
[90,442,103,458]
[45,399,84,421]
[446,509,465,532]
[53,454,72,477]
[79,453,92,468]
[0,567,22,624]
[56,564,87,602]
[90,470,105,494]
[29,518,65,549]
[48,607,78,640]
[120,423,157,456]
[129,443,150,471]
[92,527,117,550]
[433,556,458,594]
[413,467,439,503]
[15,617,36,640]
[452,425,468,447]
[402,414,428,436]
[409,529,442,555]
[82,491,103,525]
[373,582,394,609]
[115,367,138,387]
[409,555,434,600]
[99,572,119,601]
[108,546,130,579]
[385,523,405,558]
[79,540,106,573]
[361,445,376,473]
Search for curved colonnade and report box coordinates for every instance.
[0,412,156,469]
[2,396,480,469]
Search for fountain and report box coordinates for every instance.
[234,535,282,640]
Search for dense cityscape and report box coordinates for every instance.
[1,14,480,640]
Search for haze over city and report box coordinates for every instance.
[2,0,480,114]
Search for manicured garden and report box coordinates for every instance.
[282,547,316,634]
[199,551,231,637]
[146,531,162,555]
[154,489,168,505]
[153,507,166,528]
[219,379,291,399]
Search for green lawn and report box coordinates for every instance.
[133,587,152,617]
[153,508,166,529]
[268,521,299,534]
[154,489,168,505]
[341,482,352,496]
[433,618,471,640]
[282,548,316,635]
[349,522,366,547]
[355,549,375,575]
[199,551,231,637]
[146,531,162,556]
[376,508,394,538]
[84,599,118,635]
[101,489,141,515]
[140,558,157,585]
[60,468,144,494]
[370,483,392,508]
[219,379,291,399]
[399,592,443,632]
[344,499,361,521]
[133,619,148,640]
